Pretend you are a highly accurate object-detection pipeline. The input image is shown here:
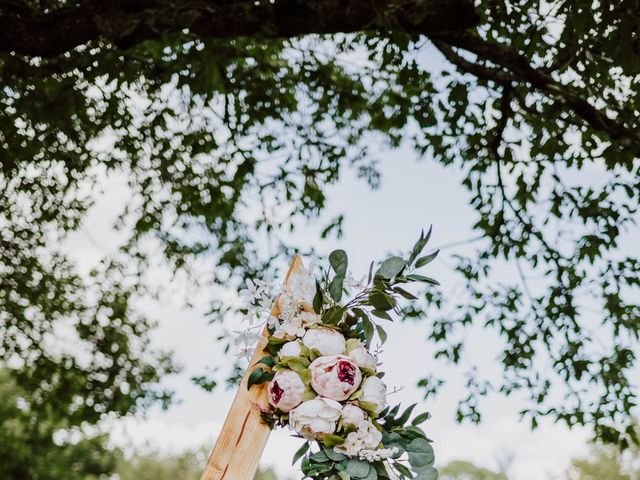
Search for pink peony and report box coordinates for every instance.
[267,370,305,412]
[309,355,362,401]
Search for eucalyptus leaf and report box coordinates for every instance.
[345,459,371,478]
[376,256,406,279]
[329,249,348,275]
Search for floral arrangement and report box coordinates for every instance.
[238,230,439,480]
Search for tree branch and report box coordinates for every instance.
[0,0,479,57]
[434,31,640,154]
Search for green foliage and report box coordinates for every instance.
[439,461,508,480]
[1,0,639,454]
[567,429,640,480]
[0,370,116,479]
[114,446,288,480]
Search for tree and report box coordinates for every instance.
[568,431,640,480]
[439,460,509,480]
[113,446,287,480]
[1,0,638,468]
[0,370,115,479]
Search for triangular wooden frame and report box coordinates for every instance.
[201,256,305,480]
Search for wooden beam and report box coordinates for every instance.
[201,256,305,480]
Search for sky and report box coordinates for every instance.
[59,141,637,480]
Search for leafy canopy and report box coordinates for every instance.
[1,0,639,459]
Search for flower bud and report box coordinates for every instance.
[349,345,377,371]
[360,376,387,413]
[278,340,303,359]
[341,404,366,428]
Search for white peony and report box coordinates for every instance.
[349,345,377,371]
[335,419,382,457]
[267,370,305,412]
[360,376,387,413]
[278,340,303,359]
[309,355,362,401]
[303,328,346,355]
[289,397,342,438]
[341,403,366,428]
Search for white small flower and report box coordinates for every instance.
[240,279,264,302]
[267,370,305,412]
[360,376,387,413]
[234,330,260,347]
[235,345,255,362]
[289,397,342,439]
[303,328,346,355]
[341,404,366,428]
[349,345,377,371]
[358,447,398,461]
[309,355,362,401]
[275,313,306,339]
[257,292,273,311]
[278,340,303,359]
[335,419,382,457]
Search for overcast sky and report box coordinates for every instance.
[58,131,640,479]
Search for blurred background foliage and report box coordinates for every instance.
[1,0,639,478]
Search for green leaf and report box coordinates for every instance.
[376,324,388,344]
[329,275,345,302]
[369,291,396,310]
[322,306,345,325]
[405,274,440,286]
[310,450,330,463]
[362,467,378,480]
[413,467,438,480]
[323,446,347,461]
[358,400,379,415]
[409,227,432,263]
[254,356,275,368]
[292,442,310,465]
[412,412,431,426]
[376,256,405,279]
[302,386,317,401]
[345,459,371,478]
[329,249,348,275]
[322,433,346,448]
[397,403,417,425]
[415,250,439,268]
[371,309,392,320]
[363,317,374,348]
[393,286,418,300]
[345,338,362,352]
[313,279,324,313]
[407,437,433,455]
[247,368,268,390]
[393,462,412,478]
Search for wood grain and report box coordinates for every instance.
[200,256,305,480]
